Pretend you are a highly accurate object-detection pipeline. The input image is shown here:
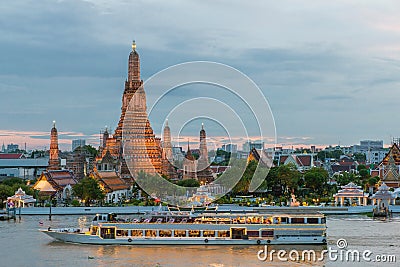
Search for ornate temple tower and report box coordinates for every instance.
[114,40,143,142]
[102,127,109,149]
[163,120,173,161]
[95,41,165,183]
[183,142,197,180]
[161,120,178,179]
[196,124,214,184]
[123,86,162,178]
[48,121,60,170]
[120,41,162,180]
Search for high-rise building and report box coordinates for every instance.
[221,144,237,154]
[353,140,384,153]
[6,143,19,153]
[242,141,264,152]
[48,121,60,170]
[72,139,86,151]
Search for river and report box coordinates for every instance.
[0,214,398,267]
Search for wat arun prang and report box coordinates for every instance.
[96,41,214,185]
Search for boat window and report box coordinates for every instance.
[91,226,98,235]
[217,231,230,238]
[189,230,200,237]
[159,230,172,237]
[174,230,186,237]
[291,217,305,224]
[93,216,98,221]
[261,230,274,237]
[280,217,288,223]
[116,230,129,237]
[203,230,215,237]
[321,217,326,224]
[231,228,246,239]
[247,230,260,238]
[145,230,157,237]
[100,227,115,239]
[131,230,143,237]
[264,218,273,224]
[307,218,319,224]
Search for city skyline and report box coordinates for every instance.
[1,1,400,150]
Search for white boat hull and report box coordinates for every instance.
[41,229,326,245]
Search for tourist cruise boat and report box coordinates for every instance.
[40,211,327,245]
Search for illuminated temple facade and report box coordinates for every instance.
[97,41,164,183]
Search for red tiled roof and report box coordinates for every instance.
[46,170,77,187]
[279,155,289,165]
[93,171,130,192]
[0,153,23,159]
[34,170,77,192]
[295,155,312,167]
[338,161,356,167]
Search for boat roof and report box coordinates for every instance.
[199,211,324,217]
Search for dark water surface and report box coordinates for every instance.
[0,214,399,267]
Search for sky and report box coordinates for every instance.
[1,0,400,151]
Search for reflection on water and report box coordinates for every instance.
[0,214,398,267]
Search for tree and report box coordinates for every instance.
[304,168,329,195]
[0,184,13,208]
[335,172,360,186]
[353,153,366,162]
[231,160,258,195]
[276,163,301,194]
[177,179,200,187]
[1,177,35,196]
[317,150,343,161]
[73,177,105,206]
[359,169,370,179]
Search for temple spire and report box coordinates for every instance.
[128,40,140,82]
[132,40,136,51]
[48,121,60,170]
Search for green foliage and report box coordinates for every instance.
[367,176,379,187]
[231,160,258,195]
[334,172,360,186]
[71,199,81,207]
[353,153,366,162]
[357,164,367,171]
[0,184,14,208]
[304,167,329,194]
[359,168,370,179]
[211,150,231,166]
[317,149,343,161]
[73,177,105,206]
[276,163,301,192]
[0,177,35,196]
[74,145,98,158]
[177,179,200,187]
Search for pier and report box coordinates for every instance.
[6,204,400,216]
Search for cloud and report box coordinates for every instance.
[0,129,99,151]
[1,0,400,149]
[313,95,353,101]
